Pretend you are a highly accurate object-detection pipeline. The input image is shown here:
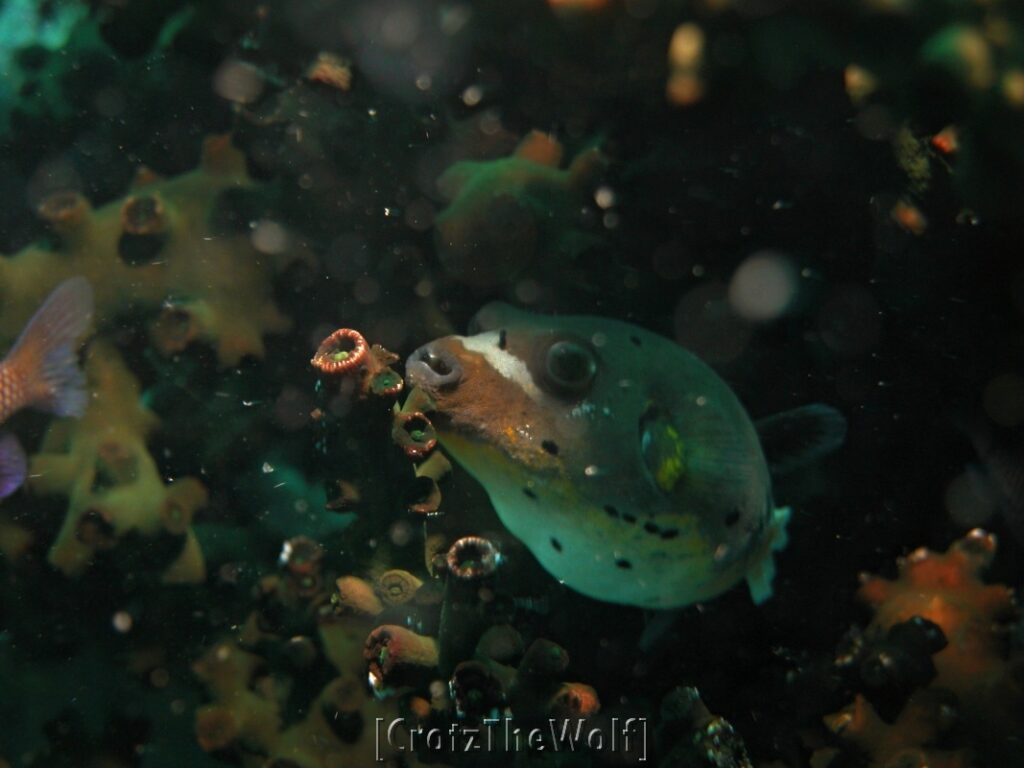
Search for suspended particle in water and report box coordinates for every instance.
[728,251,799,322]
[113,611,133,633]
[251,220,290,255]
[983,373,1024,427]
[213,59,264,104]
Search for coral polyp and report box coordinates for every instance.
[311,327,404,399]
[446,536,501,581]
[391,410,438,460]
[310,328,369,375]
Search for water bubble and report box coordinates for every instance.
[213,59,264,104]
[251,220,289,255]
[594,186,615,209]
[404,198,435,232]
[112,611,133,633]
[390,520,413,546]
[674,281,752,364]
[515,279,542,304]
[353,275,381,304]
[945,469,997,528]
[818,285,881,357]
[274,387,312,431]
[728,251,798,322]
[983,373,1024,427]
[381,7,421,47]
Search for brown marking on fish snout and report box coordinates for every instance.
[405,337,559,472]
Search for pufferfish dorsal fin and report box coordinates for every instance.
[755,404,846,477]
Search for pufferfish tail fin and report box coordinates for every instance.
[755,404,846,478]
[5,277,93,418]
[746,506,791,604]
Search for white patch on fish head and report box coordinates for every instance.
[459,331,544,403]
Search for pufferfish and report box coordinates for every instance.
[405,303,844,609]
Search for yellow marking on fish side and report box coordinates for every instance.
[654,424,686,493]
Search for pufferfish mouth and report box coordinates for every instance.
[404,341,464,398]
[404,341,497,447]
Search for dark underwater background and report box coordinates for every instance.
[0,0,1022,766]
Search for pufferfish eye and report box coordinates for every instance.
[542,339,597,395]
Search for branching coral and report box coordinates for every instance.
[194,543,415,767]
[322,538,604,764]
[434,130,607,287]
[816,529,1024,767]
[195,635,411,767]
[0,134,299,367]
[28,340,207,582]
[818,691,970,768]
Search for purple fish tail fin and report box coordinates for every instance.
[0,432,27,499]
[5,277,94,418]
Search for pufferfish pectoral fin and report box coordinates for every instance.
[755,404,847,478]
[745,506,791,604]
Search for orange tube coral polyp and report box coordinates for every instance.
[364,625,439,695]
[407,476,442,516]
[391,411,438,459]
[334,575,384,617]
[120,194,168,236]
[376,569,424,607]
[75,508,118,549]
[311,328,405,399]
[150,305,200,355]
[446,536,501,580]
[368,367,404,397]
[548,682,601,718]
[160,497,193,536]
[37,190,90,233]
[195,706,240,752]
[279,535,324,577]
[311,328,368,375]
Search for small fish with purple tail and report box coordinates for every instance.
[0,277,94,499]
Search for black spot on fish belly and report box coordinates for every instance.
[523,487,537,500]
[615,558,632,569]
[660,528,679,540]
[541,440,559,455]
[551,538,562,552]
[644,522,659,535]
[603,504,619,518]
[630,335,642,347]
[725,509,741,527]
